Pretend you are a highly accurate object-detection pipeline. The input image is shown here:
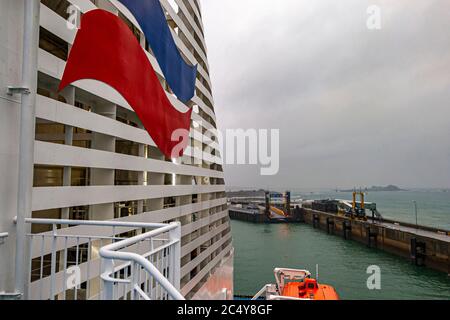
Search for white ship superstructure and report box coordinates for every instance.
[0,0,233,300]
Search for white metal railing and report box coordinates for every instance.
[100,222,185,300]
[252,286,311,301]
[252,268,313,301]
[0,232,8,246]
[25,218,184,300]
[252,283,285,301]
[0,232,8,240]
[252,284,272,300]
[267,295,310,301]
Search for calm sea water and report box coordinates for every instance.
[232,221,450,300]
[232,191,450,300]
[295,190,450,230]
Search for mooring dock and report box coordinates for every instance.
[229,207,303,223]
[379,221,450,243]
[228,191,450,275]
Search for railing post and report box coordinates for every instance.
[131,262,137,300]
[169,222,181,294]
[14,0,40,300]
[50,224,57,300]
[101,258,115,300]
[222,288,228,300]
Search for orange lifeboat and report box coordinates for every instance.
[282,277,339,300]
[252,268,340,301]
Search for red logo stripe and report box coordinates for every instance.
[58,9,192,158]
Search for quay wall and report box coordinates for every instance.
[302,209,450,274]
[229,207,303,224]
[229,210,268,223]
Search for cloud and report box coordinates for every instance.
[201,0,450,189]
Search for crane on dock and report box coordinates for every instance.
[352,190,367,220]
[265,191,291,219]
[337,190,383,221]
[270,206,289,218]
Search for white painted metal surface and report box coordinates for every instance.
[252,268,313,300]
[0,232,8,245]
[26,218,183,300]
[100,222,184,300]
[14,0,40,298]
[0,0,233,300]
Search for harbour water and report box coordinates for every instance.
[232,221,450,299]
[294,190,450,230]
[232,190,450,299]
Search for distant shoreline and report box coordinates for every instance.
[338,185,406,192]
[226,189,266,198]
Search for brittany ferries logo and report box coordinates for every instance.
[61,0,196,159]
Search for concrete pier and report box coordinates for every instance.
[229,208,269,223]
[229,206,303,224]
[302,209,450,274]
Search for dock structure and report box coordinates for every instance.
[228,191,450,274]
[229,207,269,223]
[229,191,304,223]
[302,209,450,274]
[229,206,304,224]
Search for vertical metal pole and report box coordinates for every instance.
[15,0,40,299]
[413,201,418,230]
[50,224,57,300]
[169,222,181,293]
[60,87,74,225]
[316,264,319,282]
[131,262,136,300]
[101,258,115,300]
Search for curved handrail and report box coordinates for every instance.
[24,218,183,300]
[268,295,311,301]
[25,218,168,229]
[100,250,185,300]
[99,222,185,301]
[99,223,176,251]
[252,284,271,300]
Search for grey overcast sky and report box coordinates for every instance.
[200,0,450,190]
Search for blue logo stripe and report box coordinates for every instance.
[119,0,197,103]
